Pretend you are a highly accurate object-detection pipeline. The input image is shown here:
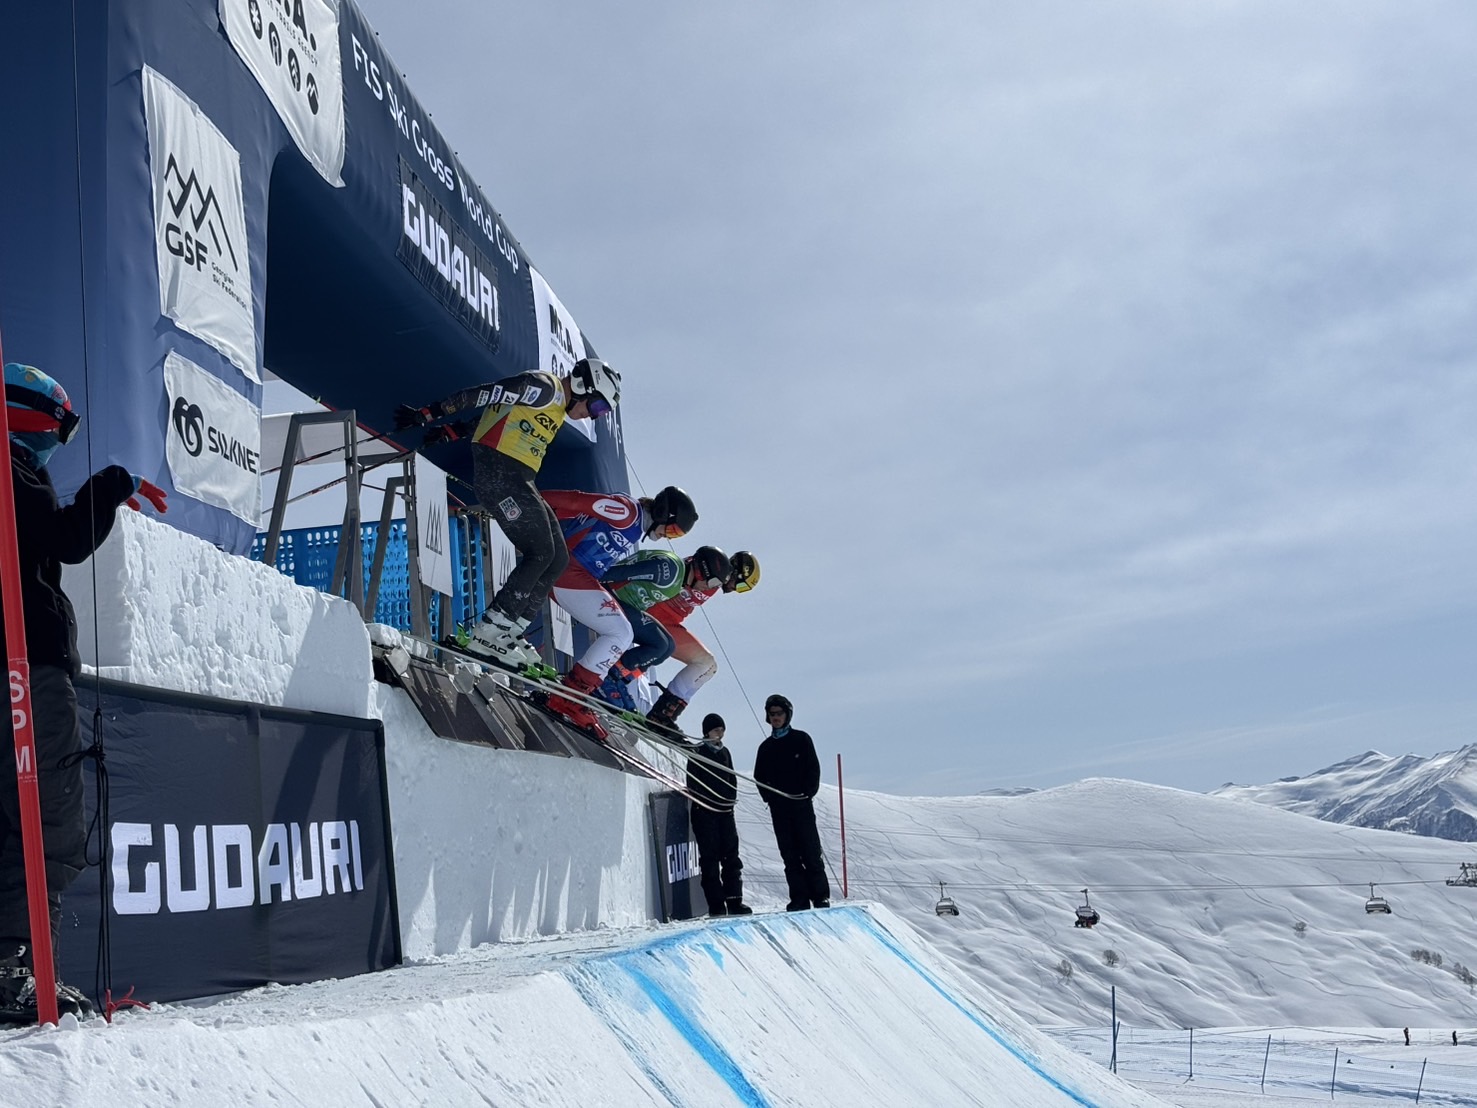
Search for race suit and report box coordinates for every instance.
[544,490,644,676]
[646,582,721,701]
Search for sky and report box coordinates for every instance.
[346,1,1477,796]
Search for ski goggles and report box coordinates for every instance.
[6,386,80,443]
[586,394,613,419]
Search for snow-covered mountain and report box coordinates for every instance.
[1211,745,1477,841]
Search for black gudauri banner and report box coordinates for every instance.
[59,679,399,1003]
[648,791,702,923]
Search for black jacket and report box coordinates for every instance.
[6,456,134,675]
[753,728,821,805]
[686,740,737,810]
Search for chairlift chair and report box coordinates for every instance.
[1074,888,1101,928]
[1446,863,1477,888]
[934,882,959,917]
[1365,883,1392,915]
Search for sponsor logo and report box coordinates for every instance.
[248,0,323,115]
[172,396,205,457]
[111,819,366,915]
[591,497,630,523]
[398,166,501,350]
[665,839,700,884]
[498,496,521,522]
[162,155,240,275]
[424,498,445,555]
[171,393,260,474]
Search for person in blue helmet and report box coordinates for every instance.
[0,363,167,1024]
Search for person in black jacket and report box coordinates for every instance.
[753,693,830,911]
[686,713,751,917]
[0,363,165,1024]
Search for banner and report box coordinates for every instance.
[219,0,346,186]
[142,67,258,381]
[164,350,263,525]
[60,680,398,1003]
[648,791,701,922]
[398,159,502,353]
[413,454,451,597]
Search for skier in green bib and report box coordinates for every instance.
[597,546,732,711]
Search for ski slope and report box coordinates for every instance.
[0,905,1164,1108]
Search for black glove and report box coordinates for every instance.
[422,423,465,447]
[394,403,434,430]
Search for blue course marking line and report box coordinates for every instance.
[566,967,687,1106]
[847,908,1102,1108]
[619,958,772,1108]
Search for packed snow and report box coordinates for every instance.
[10,499,1477,1106]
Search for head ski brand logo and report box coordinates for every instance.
[162,155,240,273]
[173,396,205,457]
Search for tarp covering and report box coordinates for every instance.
[0,0,627,554]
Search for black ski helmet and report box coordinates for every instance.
[726,550,760,594]
[764,693,793,724]
[689,546,732,590]
[646,486,697,537]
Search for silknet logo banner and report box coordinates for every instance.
[649,791,702,922]
[219,0,346,186]
[164,351,262,525]
[60,680,399,1004]
[143,67,258,382]
[414,454,452,597]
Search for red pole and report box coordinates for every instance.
[0,338,61,1025]
[836,753,848,899]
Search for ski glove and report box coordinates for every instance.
[394,403,435,430]
[422,423,465,447]
[127,476,168,513]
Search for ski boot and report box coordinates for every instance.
[596,663,638,711]
[645,690,689,739]
[543,664,609,741]
[465,609,541,669]
[0,943,94,1025]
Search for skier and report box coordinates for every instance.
[597,545,732,713]
[643,549,759,735]
[753,693,830,911]
[541,486,698,738]
[394,357,621,666]
[0,363,168,1023]
[686,714,751,917]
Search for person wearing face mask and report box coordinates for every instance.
[753,693,830,911]
[685,713,751,917]
[0,363,167,1023]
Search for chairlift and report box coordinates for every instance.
[1073,888,1101,929]
[1365,883,1392,915]
[1446,863,1477,888]
[934,882,960,917]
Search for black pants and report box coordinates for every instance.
[472,446,568,621]
[0,664,86,950]
[768,797,829,907]
[691,806,743,912]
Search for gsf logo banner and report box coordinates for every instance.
[219,0,346,187]
[142,67,259,382]
[163,351,263,525]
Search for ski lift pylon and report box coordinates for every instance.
[1365,882,1392,915]
[1074,888,1100,928]
[934,882,959,917]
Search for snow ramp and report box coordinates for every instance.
[1,904,1164,1107]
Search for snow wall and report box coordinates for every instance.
[63,511,665,958]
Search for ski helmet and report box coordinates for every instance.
[5,363,79,443]
[645,486,697,539]
[764,694,793,725]
[688,546,732,591]
[725,550,760,594]
[568,357,621,416]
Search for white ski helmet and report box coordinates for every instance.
[569,357,621,409]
